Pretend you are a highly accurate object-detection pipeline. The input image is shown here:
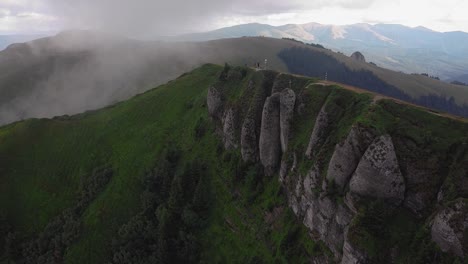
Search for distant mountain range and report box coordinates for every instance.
[175,22,468,82]
[0,35,45,51]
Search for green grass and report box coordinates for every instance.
[1,63,467,263]
[0,64,222,262]
[0,64,324,263]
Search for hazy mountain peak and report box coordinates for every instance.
[414,25,435,32]
[174,22,468,82]
[331,25,347,39]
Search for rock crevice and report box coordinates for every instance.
[326,125,375,192]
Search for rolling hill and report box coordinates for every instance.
[175,22,468,82]
[1,64,467,263]
[1,31,467,126]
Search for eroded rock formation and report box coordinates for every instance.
[222,108,238,150]
[348,135,405,206]
[350,51,366,63]
[280,88,296,153]
[306,104,329,158]
[431,199,468,257]
[207,86,224,119]
[259,93,282,176]
[241,117,257,162]
[326,126,375,192]
[208,68,467,263]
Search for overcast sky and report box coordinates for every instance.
[0,0,467,36]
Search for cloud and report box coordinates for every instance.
[0,9,11,18]
[1,0,467,36]
[0,10,57,34]
[39,0,377,37]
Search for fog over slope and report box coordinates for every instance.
[1,31,467,125]
[0,31,209,124]
[0,32,297,125]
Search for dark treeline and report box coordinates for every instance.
[281,38,326,49]
[278,47,468,117]
[110,147,212,264]
[2,167,113,264]
[451,80,468,86]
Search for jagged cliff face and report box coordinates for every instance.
[208,66,468,263]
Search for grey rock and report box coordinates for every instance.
[303,198,319,230]
[341,231,368,264]
[344,192,359,214]
[302,195,349,258]
[240,117,257,162]
[280,88,296,153]
[207,86,223,119]
[312,256,332,264]
[431,199,467,257]
[280,152,298,183]
[349,135,405,206]
[336,204,353,227]
[222,108,237,150]
[279,159,288,183]
[259,93,281,176]
[326,125,375,191]
[289,174,304,215]
[303,166,320,198]
[286,163,355,261]
[350,51,366,63]
[306,104,329,158]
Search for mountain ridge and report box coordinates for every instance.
[174,22,468,81]
[1,64,466,263]
[1,32,467,126]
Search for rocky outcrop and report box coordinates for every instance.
[279,152,297,183]
[286,164,353,260]
[280,88,296,153]
[222,108,237,150]
[301,195,353,259]
[326,126,375,192]
[259,93,282,176]
[207,68,467,263]
[306,104,329,158]
[348,135,405,206]
[207,86,224,119]
[312,256,332,264]
[431,199,468,257]
[350,51,366,63]
[240,117,257,162]
[341,232,368,264]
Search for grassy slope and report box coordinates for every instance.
[1,64,467,263]
[198,36,468,105]
[0,65,323,263]
[212,37,468,105]
[0,64,219,262]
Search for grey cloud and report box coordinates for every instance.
[0,9,10,18]
[338,0,375,9]
[42,0,376,37]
